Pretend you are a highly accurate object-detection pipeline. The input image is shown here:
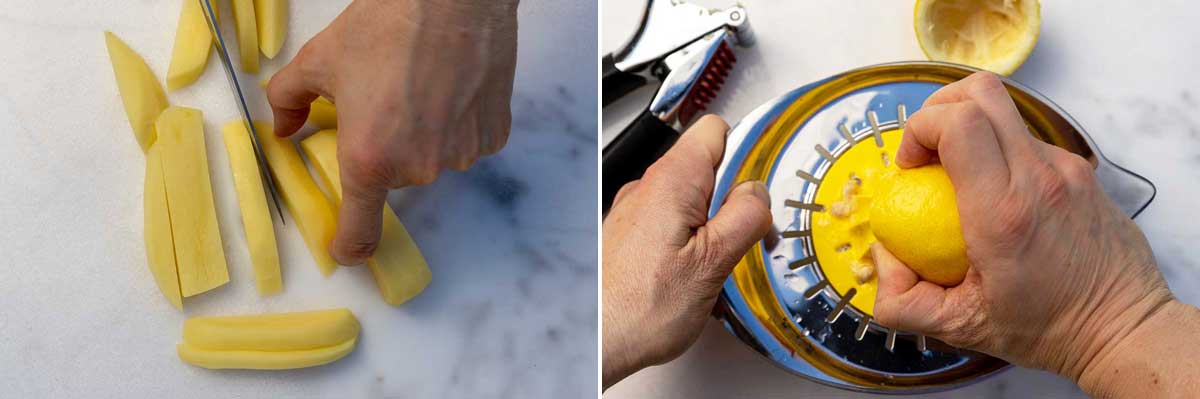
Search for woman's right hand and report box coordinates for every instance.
[871,72,1180,392]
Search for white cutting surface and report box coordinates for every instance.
[0,0,596,397]
[604,0,1200,398]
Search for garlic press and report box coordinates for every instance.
[602,0,754,213]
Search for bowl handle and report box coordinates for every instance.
[1094,158,1156,218]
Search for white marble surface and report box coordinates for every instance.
[0,0,596,397]
[604,0,1200,397]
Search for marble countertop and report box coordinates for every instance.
[0,0,596,397]
[603,0,1200,397]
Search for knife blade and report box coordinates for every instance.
[197,0,286,224]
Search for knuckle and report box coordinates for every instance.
[294,44,328,81]
[1032,161,1071,208]
[339,240,379,262]
[993,190,1036,239]
[967,71,1007,97]
[1057,153,1096,185]
[614,180,641,202]
[953,102,990,131]
[342,146,393,187]
[401,159,439,186]
[489,126,511,155]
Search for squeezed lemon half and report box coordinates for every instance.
[914,0,1041,76]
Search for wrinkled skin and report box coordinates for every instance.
[602,115,772,389]
[872,72,1171,380]
[268,0,518,265]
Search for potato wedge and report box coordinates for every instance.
[255,123,338,275]
[308,97,337,129]
[178,337,356,370]
[231,0,259,73]
[221,121,282,295]
[104,31,168,153]
[301,130,432,305]
[166,0,214,90]
[254,0,287,59]
[144,143,183,310]
[182,309,359,351]
[156,107,230,296]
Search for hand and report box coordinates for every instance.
[872,72,1196,396]
[267,0,519,265]
[602,115,772,389]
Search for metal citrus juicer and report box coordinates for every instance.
[708,62,1156,393]
[602,1,1156,393]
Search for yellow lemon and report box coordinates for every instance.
[870,164,969,286]
[811,130,905,316]
[914,0,1041,76]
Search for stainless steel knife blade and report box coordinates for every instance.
[197,0,286,224]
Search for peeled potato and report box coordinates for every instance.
[255,123,339,275]
[301,130,432,305]
[178,338,357,370]
[231,0,259,73]
[166,0,214,90]
[254,0,288,59]
[177,309,359,370]
[308,97,338,129]
[144,143,183,310]
[221,121,283,295]
[103,31,168,152]
[156,107,230,296]
[182,309,359,351]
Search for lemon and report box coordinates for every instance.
[810,130,904,316]
[914,0,1041,76]
[870,164,969,286]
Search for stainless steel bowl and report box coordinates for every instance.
[708,61,1155,393]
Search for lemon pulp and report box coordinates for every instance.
[810,130,902,316]
[914,0,1040,76]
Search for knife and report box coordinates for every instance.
[197,0,286,224]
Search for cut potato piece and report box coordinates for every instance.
[144,144,183,310]
[255,123,338,275]
[104,31,168,153]
[254,0,287,59]
[156,107,230,296]
[182,309,359,351]
[231,0,259,73]
[308,97,337,129]
[166,0,214,90]
[301,130,432,305]
[221,121,282,295]
[178,337,356,370]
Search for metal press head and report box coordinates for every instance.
[609,0,753,75]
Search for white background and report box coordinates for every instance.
[0,0,597,397]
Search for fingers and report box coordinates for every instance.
[266,44,329,138]
[699,180,772,274]
[641,115,729,214]
[330,124,391,265]
[920,72,1039,164]
[899,102,1011,196]
[664,114,729,171]
[331,170,388,266]
[872,243,950,334]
